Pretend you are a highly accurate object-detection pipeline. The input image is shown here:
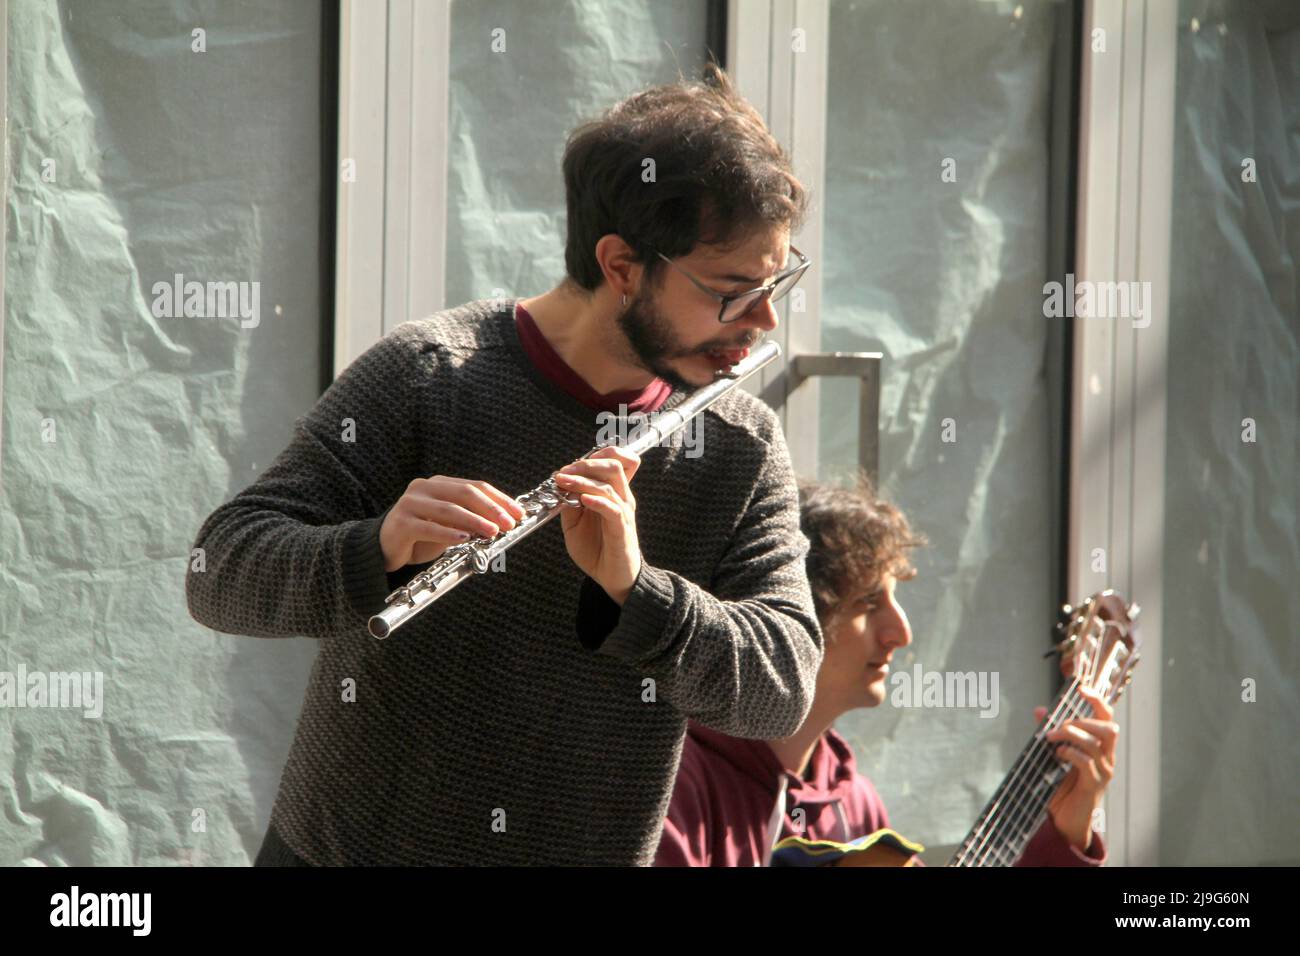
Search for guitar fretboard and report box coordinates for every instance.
[946,681,1089,867]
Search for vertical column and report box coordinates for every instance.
[335,0,389,373]
[1071,0,1175,866]
[335,0,451,363]
[727,0,828,476]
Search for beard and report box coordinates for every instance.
[614,285,757,391]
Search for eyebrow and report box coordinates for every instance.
[709,250,793,286]
[711,269,767,285]
[711,263,790,285]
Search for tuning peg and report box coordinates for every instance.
[1044,632,1078,658]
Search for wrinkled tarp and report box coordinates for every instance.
[1159,0,1299,866]
[2,0,324,865]
[445,0,709,306]
[821,0,1064,850]
[821,0,1298,864]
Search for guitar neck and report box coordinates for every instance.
[945,681,1089,867]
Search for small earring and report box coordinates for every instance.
[621,293,627,306]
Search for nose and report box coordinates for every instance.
[876,599,913,654]
[736,295,780,335]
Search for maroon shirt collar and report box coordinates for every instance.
[514,302,672,415]
[686,719,862,804]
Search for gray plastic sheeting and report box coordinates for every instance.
[445,0,710,305]
[2,1,324,865]
[821,0,1298,864]
[1159,0,1299,866]
[821,0,1064,851]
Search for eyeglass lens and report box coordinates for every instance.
[720,267,803,322]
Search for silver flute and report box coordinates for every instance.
[368,339,782,639]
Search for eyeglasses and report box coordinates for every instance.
[653,245,811,324]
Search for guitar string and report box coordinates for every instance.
[963,621,1117,867]
[964,688,1091,865]
[983,639,1110,863]
[955,620,1108,866]
[954,686,1088,866]
[966,638,1103,866]
[959,687,1089,866]
[953,684,1083,866]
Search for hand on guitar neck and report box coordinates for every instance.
[792,591,1138,868]
[1037,684,1118,853]
[831,683,1118,866]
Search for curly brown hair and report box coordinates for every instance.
[561,61,809,292]
[798,472,927,630]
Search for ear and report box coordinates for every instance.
[595,234,644,299]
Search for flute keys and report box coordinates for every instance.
[368,340,779,640]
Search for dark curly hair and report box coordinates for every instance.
[798,472,927,629]
[561,60,809,292]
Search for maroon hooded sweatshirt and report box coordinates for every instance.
[655,720,1107,867]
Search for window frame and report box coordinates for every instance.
[334,0,452,375]
[726,0,829,461]
[0,0,8,483]
[1070,0,1176,866]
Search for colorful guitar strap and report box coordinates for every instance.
[770,828,925,867]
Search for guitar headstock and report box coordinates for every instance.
[1050,589,1141,705]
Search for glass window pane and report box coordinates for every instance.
[446,0,711,305]
[821,0,1070,852]
[2,0,330,865]
[1160,0,1300,866]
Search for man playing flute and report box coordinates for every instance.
[186,63,822,866]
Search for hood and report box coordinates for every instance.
[685,719,862,808]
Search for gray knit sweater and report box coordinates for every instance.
[185,297,823,865]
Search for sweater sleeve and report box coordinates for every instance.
[577,410,823,740]
[185,331,422,640]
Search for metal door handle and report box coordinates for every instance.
[788,352,883,485]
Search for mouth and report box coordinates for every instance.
[701,345,753,369]
[866,659,891,674]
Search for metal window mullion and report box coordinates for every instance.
[334,0,389,375]
[1072,0,1125,862]
[0,0,7,487]
[1072,0,1122,601]
[408,0,451,321]
[1126,0,1175,869]
[1107,0,1146,868]
[787,0,829,480]
[1072,0,1174,866]
[726,1,778,410]
[728,0,828,477]
[384,0,413,338]
[765,1,797,435]
[727,0,772,116]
